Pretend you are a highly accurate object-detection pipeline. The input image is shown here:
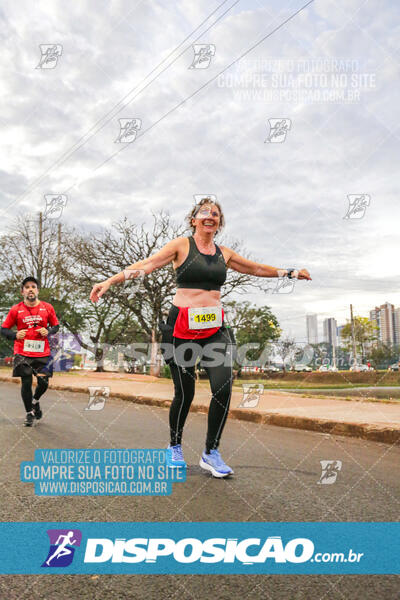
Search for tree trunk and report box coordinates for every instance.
[150,327,160,377]
[95,346,105,372]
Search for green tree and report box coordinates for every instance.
[70,214,264,375]
[0,211,278,375]
[223,300,280,364]
[368,343,398,369]
[0,213,71,290]
[0,282,19,358]
[58,236,146,372]
[340,317,378,362]
[308,342,332,370]
[275,336,296,373]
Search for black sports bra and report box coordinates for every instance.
[175,236,227,291]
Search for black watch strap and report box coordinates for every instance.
[287,269,295,279]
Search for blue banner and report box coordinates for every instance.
[0,522,398,574]
[20,449,185,496]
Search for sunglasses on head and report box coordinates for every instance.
[195,207,220,218]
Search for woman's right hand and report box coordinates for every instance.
[16,329,28,340]
[90,280,111,303]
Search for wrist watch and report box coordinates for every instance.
[287,269,295,279]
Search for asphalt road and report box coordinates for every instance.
[0,382,399,599]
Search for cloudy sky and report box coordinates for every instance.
[1,0,399,342]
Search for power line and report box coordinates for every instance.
[4,0,241,214]
[79,0,315,179]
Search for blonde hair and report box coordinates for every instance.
[186,197,225,236]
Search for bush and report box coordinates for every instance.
[161,364,171,379]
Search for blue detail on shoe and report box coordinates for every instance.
[199,449,234,478]
[166,444,186,468]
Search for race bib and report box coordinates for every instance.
[188,306,222,329]
[23,339,45,353]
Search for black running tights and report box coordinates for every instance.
[168,332,234,453]
[20,375,48,412]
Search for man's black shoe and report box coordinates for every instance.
[33,402,42,420]
[24,412,35,427]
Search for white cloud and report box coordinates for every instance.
[0,0,399,340]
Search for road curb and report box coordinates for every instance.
[1,375,399,446]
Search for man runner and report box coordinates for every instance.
[1,277,59,426]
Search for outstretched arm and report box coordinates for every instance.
[223,247,311,280]
[90,238,181,302]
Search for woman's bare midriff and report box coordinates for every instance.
[172,288,221,308]
[171,236,227,308]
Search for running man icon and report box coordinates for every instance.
[46,531,76,565]
[42,529,82,568]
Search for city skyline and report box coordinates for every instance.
[305,300,400,347]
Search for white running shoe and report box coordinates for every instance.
[199,449,234,478]
[166,444,187,468]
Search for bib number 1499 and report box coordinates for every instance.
[195,313,215,323]
[188,307,222,329]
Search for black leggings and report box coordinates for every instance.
[21,374,49,412]
[162,305,236,453]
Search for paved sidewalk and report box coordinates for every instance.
[1,370,400,445]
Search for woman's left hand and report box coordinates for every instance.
[298,269,312,280]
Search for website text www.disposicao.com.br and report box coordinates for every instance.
[83,536,363,565]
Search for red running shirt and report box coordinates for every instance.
[173,306,224,339]
[2,301,59,357]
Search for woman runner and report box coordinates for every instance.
[90,199,311,477]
